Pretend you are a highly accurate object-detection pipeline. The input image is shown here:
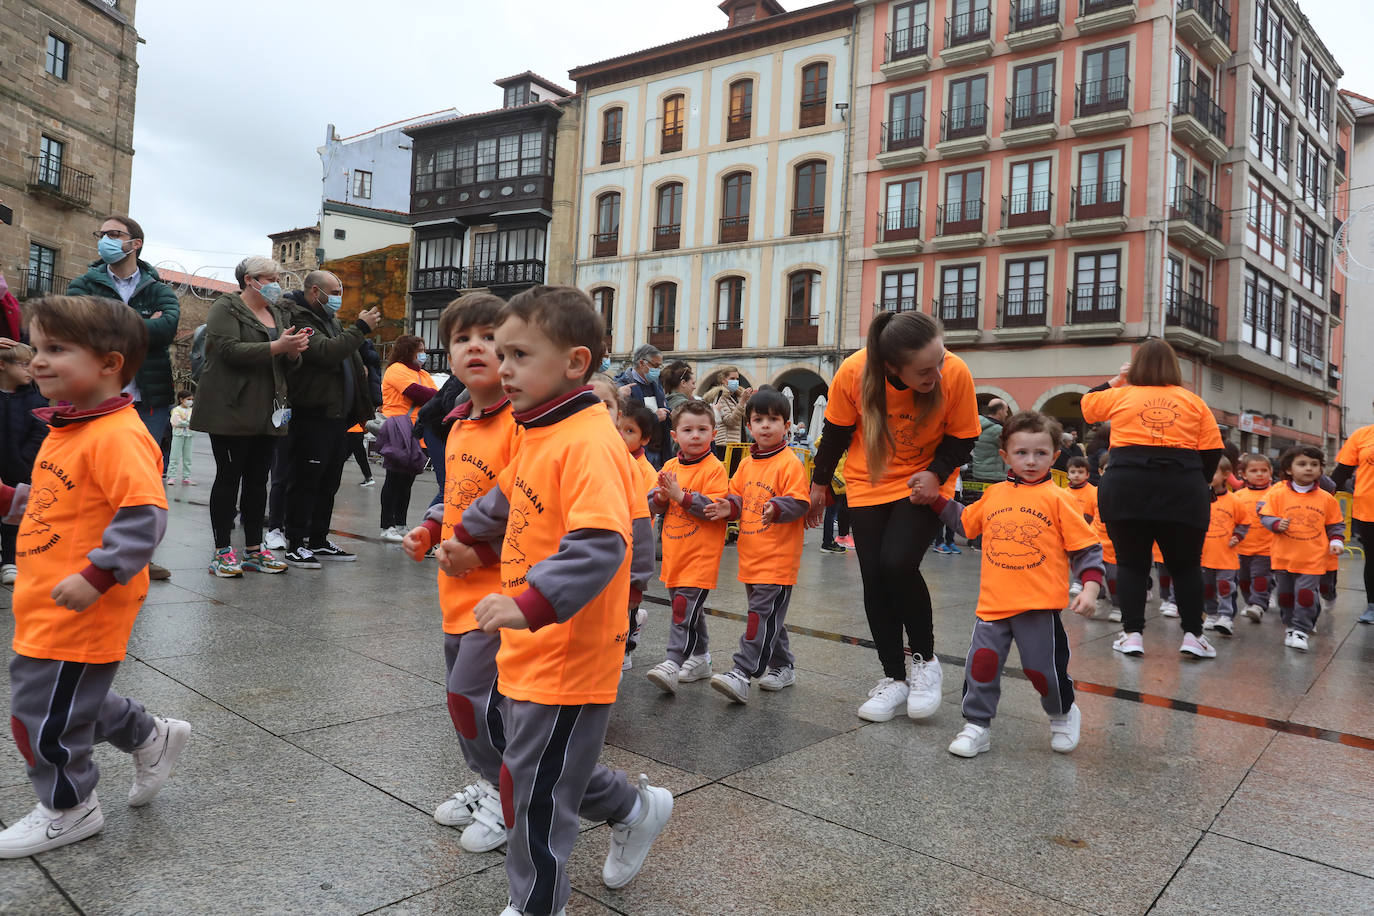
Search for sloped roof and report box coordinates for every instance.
[494,70,573,98]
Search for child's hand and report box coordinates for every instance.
[1070,581,1101,617]
[659,470,684,503]
[438,538,480,577]
[906,470,940,505]
[401,526,431,562]
[1276,518,1290,532]
[475,594,529,634]
[1329,540,1344,556]
[703,497,732,521]
[51,574,100,612]
[760,501,778,525]
[805,483,829,529]
[1228,536,1242,548]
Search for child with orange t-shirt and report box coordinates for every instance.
[1200,457,1249,636]
[400,295,519,855]
[442,288,672,913]
[704,388,810,704]
[616,403,659,668]
[932,412,1104,759]
[1233,454,1276,622]
[645,401,730,694]
[1065,456,1096,597]
[0,297,189,859]
[1090,453,1123,623]
[1260,446,1345,652]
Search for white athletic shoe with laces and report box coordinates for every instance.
[0,792,104,858]
[433,780,488,827]
[757,665,796,691]
[263,528,287,551]
[947,723,990,758]
[710,669,750,704]
[1049,703,1081,753]
[602,774,673,889]
[906,655,943,719]
[128,716,191,806]
[460,785,507,853]
[1112,631,1144,655]
[1180,632,1217,658]
[1159,600,1179,618]
[677,654,712,683]
[857,677,908,722]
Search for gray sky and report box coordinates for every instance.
[128,0,1372,280]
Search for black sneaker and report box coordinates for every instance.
[309,540,356,562]
[284,547,322,569]
[820,543,846,553]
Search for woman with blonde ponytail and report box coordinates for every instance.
[808,311,981,723]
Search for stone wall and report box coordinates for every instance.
[322,243,411,354]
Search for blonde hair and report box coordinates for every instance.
[234,256,282,290]
[0,343,35,363]
[860,311,943,482]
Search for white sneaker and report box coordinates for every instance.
[381,526,405,543]
[128,716,191,806]
[1284,629,1310,651]
[499,908,565,916]
[0,792,104,858]
[0,564,15,585]
[1180,632,1217,658]
[1203,615,1219,631]
[602,774,673,889]
[947,723,990,758]
[1049,703,1081,753]
[621,652,633,671]
[1069,582,1083,598]
[1321,597,1336,614]
[857,677,909,722]
[1241,603,1264,622]
[460,785,508,853]
[677,654,712,683]
[1159,600,1179,618]
[906,655,943,719]
[757,665,796,691]
[1112,631,1144,655]
[433,780,488,827]
[263,528,287,551]
[1107,607,1122,623]
[646,660,680,694]
[709,669,750,704]
[1212,616,1234,636]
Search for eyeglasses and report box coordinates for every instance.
[93,229,130,240]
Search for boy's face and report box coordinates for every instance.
[0,358,32,389]
[1067,466,1088,485]
[28,324,121,406]
[1288,455,1322,485]
[449,323,500,394]
[747,410,787,450]
[1243,461,1272,487]
[617,416,647,452]
[494,316,589,412]
[1000,430,1057,481]
[671,412,714,457]
[590,381,620,423]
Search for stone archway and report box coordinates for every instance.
[1036,388,1089,439]
[773,367,829,434]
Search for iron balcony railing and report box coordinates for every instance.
[653,223,682,251]
[1170,188,1223,239]
[878,207,922,242]
[881,115,926,152]
[885,24,930,62]
[945,7,992,47]
[1166,291,1220,338]
[938,199,984,235]
[791,206,825,236]
[413,266,466,291]
[784,315,819,346]
[1002,191,1053,227]
[719,216,749,243]
[593,231,618,258]
[17,269,71,300]
[601,138,621,165]
[1080,0,1134,14]
[1010,0,1059,32]
[1006,90,1056,129]
[1067,284,1122,323]
[493,261,545,286]
[1071,180,1126,220]
[935,293,979,329]
[1000,290,1048,327]
[26,156,94,207]
[1075,75,1130,117]
[713,319,743,349]
[1178,0,1231,41]
[1174,78,1228,140]
[876,296,920,313]
[942,103,989,141]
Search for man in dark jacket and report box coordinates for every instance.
[277,270,380,567]
[616,344,669,467]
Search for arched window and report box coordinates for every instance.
[601,107,623,164]
[649,282,677,350]
[654,182,683,251]
[662,94,685,153]
[715,276,745,349]
[720,171,752,242]
[594,192,620,257]
[786,270,821,346]
[792,161,827,235]
[728,79,753,141]
[800,63,828,127]
[592,287,614,341]
[293,241,301,260]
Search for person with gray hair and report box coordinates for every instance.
[615,343,669,466]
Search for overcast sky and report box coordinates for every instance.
[128,0,1372,280]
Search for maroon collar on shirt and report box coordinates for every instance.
[513,385,599,428]
[631,446,645,460]
[1008,471,1053,486]
[35,394,133,428]
[750,442,788,459]
[446,396,511,424]
[677,448,712,466]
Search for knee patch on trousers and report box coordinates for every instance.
[1298,588,1315,607]
[1253,575,1269,592]
[745,612,760,640]
[1024,669,1049,697]
[672,593,688,625]
[447,692,477,740]
[10,716,34,767]
[1217,580,1232,597]
[970,647,1000,683]
[499,763,515,828]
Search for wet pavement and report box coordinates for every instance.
[2,439,1372,915]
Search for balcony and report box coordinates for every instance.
[999,191,1054,243]
[1331,289,1342,320]
[1068,181,1127,235]
[876,296,920,313]
[791,206,825,236]
[1065,284,1124,335]
[936,104,990,158]
[1172,80,1228,161]
[648,324,676,351]
[26,156,94,209]
[874,208,923,257]
[491,260,546,287]
[16,269,71,300]
[997,290,1051,341]
[1071,76,1131,134]
[727,113,752,142]
[713,319,743,350]
[933,200,986,250]
[877,117,926,168]
[593,231,619,258]
[1336,145,1348,182]
[601,138,621,165]
[653,223,681,251]
[719,216,749,244]
[935,293,979,332]
[1164,292,1222,353]
[424,349,450,374]
[784,316,819,347]
[882,25,931,77]
[1003,90,1058,146]
[1176,0,1232,66]
[1075,0,1136,35]
[1007,0,1062,49]
[942,9,993,64]
[799,97,827,129]
[1168,188,1225,258]
[413,266,466,292]
[661,126,683,154]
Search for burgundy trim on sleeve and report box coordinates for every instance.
[452,524,501,566]
[930,495,950,514]
[1080,569,1104,588]
[420,519,442,549]
[0,484,13,516]
[678,491,695,510]
[79,564,118,594]
[515,586,559,631]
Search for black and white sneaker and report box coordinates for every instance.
[309,540,356,562]
[284,547,321,569]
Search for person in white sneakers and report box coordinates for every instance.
[928,411,1102,758]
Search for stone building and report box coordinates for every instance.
[267,224,321,279]
[0,0,140,299]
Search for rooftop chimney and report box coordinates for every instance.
[719,0,785,28]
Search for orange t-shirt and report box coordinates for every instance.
[494,401,632,706]
[658,452,729,590]
[632,452,657,503]
[1065,482,1097,522]
[1090,510,1116,564]
[730,448,810,585]
[1080,384,1223,451]
[1232,485,1274,555]
[824,349,981,508]
[381,362,436,418]
[439,402,520,635]
[1336,424,1374,521]
[1201,491,1247,570]
[1263,483,1344,575]
[959,480,1100,620]
[13,406,168,664]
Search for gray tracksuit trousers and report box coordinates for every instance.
[1275,571,1323,633]
[443,630,504,784]
[960,610,1074,728]
[9,655,154,810]
[1238,553,1272,608]
[731,584,794,678]
[665,586,710,665]
[1202,567,1239,618]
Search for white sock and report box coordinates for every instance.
[623,795,643,825]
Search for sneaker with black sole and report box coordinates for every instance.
[129,716,191,806]
[0,792,103,858]
[602,775,673,889]
[309,540,356,562]
[284,547,321,569]
[757,665,795,691]
[1212,616,1234,636]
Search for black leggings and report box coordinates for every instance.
[1106,519,1207,636]
[380,470,416,529]
[1356,519,1374,607]
[1,523,15,565]
[849,497,943,678]
[348,432,372,480]
[209,433,277,550]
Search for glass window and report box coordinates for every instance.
[656,183,683,228]
[352,170,372,200]
[1004,258,1048,316]
[596,192,620,235]
[593,288,614,336]
[602,108,623,163]
[722,172,751,220]
[38,135,63,186]
[521,131,545,176]
[476,138,498,182]
[800,63,828,127]
[45,34,68,80]
[1082,44,1129,108]
[1009,158,1050,214]
[652,283,677,329]
[794,161,826,212]
[663,94,685,151]
[893,0,929,54]
[885,178,921,224]
[881,269,919,310]
[28,243,57,294]
[717,277,744,323]
[729,80,754,139]
[888,88,926,144]
[1011,60,1055,119]
[455,143,475,185]
[788,271,820,320]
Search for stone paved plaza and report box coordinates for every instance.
[2,442,1372,915]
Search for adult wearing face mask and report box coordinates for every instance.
[706,366,754,470]
[615,344,669,466]
[378,335,436,541]
[273,271,381,568]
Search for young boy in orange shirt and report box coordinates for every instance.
[0,296,189,859]
[704,388,810,704]
[442,286,671,916]
[931,412,1103,758]
[400,294,518,855]
[1200,457,1249,636]
[1259,445,1345,652]
[645,400,730,694]
[1065,456,1096,598]
[1233,454,1276,622]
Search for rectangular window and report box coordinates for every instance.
[414,236,463,289]
[497,134,519,179]
[45,34,69,80]
[1246,177,1288,269]
[1166,256,1183,310]
[352,170,372,200]
[1010,60,1055,126]
[37,135,63,187]
[880,269,919,312]
[938,263,979,328]
[883,178,922,238]
[602,108,623,164]
[1080,44,1129,115]
[887,88,926,149]
[1242,266,1285,358]
[470,232,498,285]
[946,75,988,138]
[663,96,685,152]
[1003,257,1047,326]
[800,64,828,128]
[1076,146,1124,217]
[1007,158,1050,223]
[476,138,498,182]
[942,169,984,232]
[652,284,677,329]
[1072,250,1121,320]
[521,131,545,176]
[728,81,754,141]
[891,1,930,58]
[27,243,57,296]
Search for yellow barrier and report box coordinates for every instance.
[721,442,814,480]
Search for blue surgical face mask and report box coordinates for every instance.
[726,378,740,392]
[600,357,611,373]
[255,281,283,304]
[647,367,661,382]
[416,352,429,367]
[98,236,127,264]
[324,294,342,313]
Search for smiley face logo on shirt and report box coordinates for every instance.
[1138,399,1180,443]
[984,521,1048,570]
[453,476,484,510]
[1282,507,1324,540]
[503,507,530,568]
[24,487,58,536]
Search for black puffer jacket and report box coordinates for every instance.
[65,260,180,407]
[281,291,374,424]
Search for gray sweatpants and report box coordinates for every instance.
[1238,553,1272,608]
[1104,562,1120,608]
[9,654,155,810]
[960,610,1073,728]
[1203,567,1239,618]
[731,584,794,678]
[665,587,710,664]
[443,630,504,784]
[500,700,637,916]
[1275,571,1322,633]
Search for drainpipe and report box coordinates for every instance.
[837,21,858,367]
[1156,0,1180,338]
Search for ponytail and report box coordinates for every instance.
[860,311,944,483]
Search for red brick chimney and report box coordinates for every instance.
[719,0,786,28]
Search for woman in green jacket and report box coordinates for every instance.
[190,257,308,577]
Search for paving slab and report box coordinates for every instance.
[370,862,620,915]
[0,858,79,915]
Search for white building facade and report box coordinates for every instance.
[318,111,459,215]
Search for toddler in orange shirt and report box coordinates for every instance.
[703,388,810,704]
[1200,457,1249,636]
[1064,456,1096,598]
[1233,454,1276,622]
[0,297,189,860]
